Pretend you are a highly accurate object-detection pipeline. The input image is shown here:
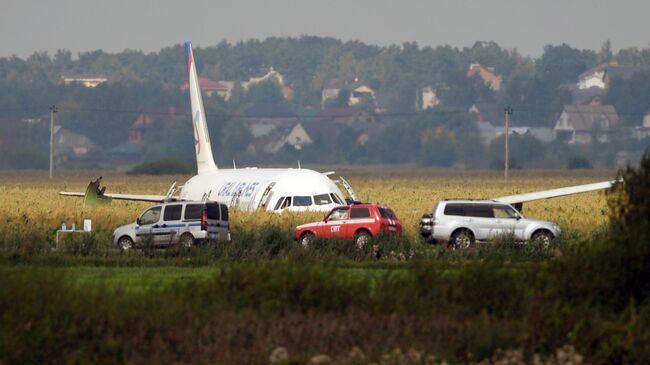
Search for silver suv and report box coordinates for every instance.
[113,200,230,250]
[419,200,560,248]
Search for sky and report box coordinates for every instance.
[2,0,650,58]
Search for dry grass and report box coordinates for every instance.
[0,168,615,245]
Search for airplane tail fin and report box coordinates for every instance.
[185,41,218,173]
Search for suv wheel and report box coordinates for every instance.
[354,231,371,249]
[300,232,314,247]
[179,233,195,248]
[449,229,474,250]
[118,236,134,251]
[531,230,553,248]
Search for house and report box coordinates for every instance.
[577,62,647,90]
[284,122,314,149]
[469,103,505,125]
[315,107,374,124]
[283,121,383,150]
[569,85,605,105]
[321,79,376,107]
[61,75,108,88]
[554,104,621,144]
[53,126,96,163]
[632,112,650,140]
[181,78,231,99]
[127,107,177,145]
[374,92,399,114]
[321,79,341,106]
[466,63,502,91]
[348,83,375,106]
[420,86,440,110]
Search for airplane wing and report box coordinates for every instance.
[59,177,168,205]
[493,180,617,205]
[59,191,166,203]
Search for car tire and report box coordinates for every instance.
[300,232,315,247]
[179,233,195,248]
[531,230,553,248]
[449,229,474,250]
[354,231,371,249]
[118,236,134,251]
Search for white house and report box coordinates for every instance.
[554,104,621,144]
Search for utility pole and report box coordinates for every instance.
[504,106,513,179]
[49,104,58,179]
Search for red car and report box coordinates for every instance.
[295,204,402,247]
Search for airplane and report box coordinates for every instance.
[61,41,619,213]
[60,41,352,213]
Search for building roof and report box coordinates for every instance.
[570,85,605,104]
[559,104,621,132]
[579,62,647,81]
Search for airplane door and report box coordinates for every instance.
[256,182,277,210]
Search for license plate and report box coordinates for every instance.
[388,226,396,231]
[208,232,218,239]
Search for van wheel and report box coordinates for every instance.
[118,236,134,251]
[449,229,474,250]
[354,231,371,249]
[300,232,314,247]
[179,233,195,248]
[531,230,553,248]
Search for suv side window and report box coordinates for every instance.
[184,204,203,220]
[465,204,494,218]
[350,207,370,219]
[328,207,349,221]
[493,205,518,219]
[140,206,161,225]
[444,204,465,216]
[163,204,182,221]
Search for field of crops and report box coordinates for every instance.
[4,167,646,365]
[0,167,616,247]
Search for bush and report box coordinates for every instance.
[567,155,592,169]
[126,158,193,175]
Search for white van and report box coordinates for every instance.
[113,201,230,250]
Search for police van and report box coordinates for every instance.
[113,200,230,250]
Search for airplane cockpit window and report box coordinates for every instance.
[313,194,332,205]
[330,193,344,205]
[293,196,313,206]
[274,197,286,211]
[280,197,292,209]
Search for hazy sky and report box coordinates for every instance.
[2,0,650,58]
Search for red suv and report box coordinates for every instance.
[295,204,402,247]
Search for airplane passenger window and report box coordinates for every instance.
[293,196,313,206]
[313,194,332,205]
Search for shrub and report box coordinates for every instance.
[126,158,193,175]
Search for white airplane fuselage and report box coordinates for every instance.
[180,167,346,212]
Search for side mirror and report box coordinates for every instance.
[136,218,141,225]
